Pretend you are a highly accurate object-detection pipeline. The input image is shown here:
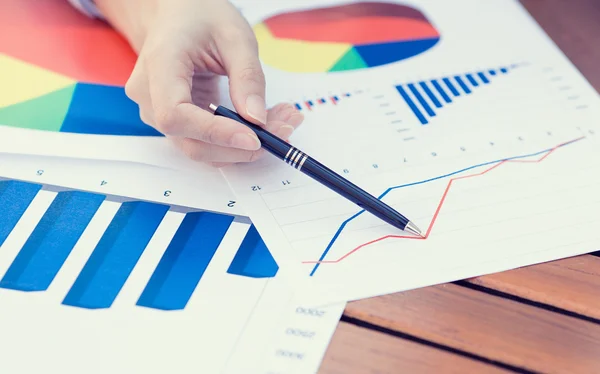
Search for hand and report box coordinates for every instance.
[95,0,304,166]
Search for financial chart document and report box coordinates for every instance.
[223,0,600,303]
[0,155,342,374]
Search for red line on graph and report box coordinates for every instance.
[302,137,584,265]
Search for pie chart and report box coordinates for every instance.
[0,0,161,136]
[254,2,441,73]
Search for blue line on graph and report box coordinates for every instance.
[430,80,452,103]
[309,137,585,276]
[478,72,490,84]
[489,69,497,76]
[454,76,472,94]
[501,67,508,73]
[419,82,442,108]
[396,85,428,125]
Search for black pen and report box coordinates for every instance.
[209,104,422,236]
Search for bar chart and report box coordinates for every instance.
[0,155,308,373]
[0,177,278,311]
[397,66,512,125]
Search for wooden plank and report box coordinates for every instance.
[468,255,600,320]
[345,284,600,374]
[319,322,511,374]
[520,0,600,90]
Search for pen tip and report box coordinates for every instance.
[208,103,218,113]
[404,221,423,237]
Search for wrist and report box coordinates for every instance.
[94,0,158,53]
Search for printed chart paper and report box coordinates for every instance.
[222,0,600,303]
[0,154,341,373]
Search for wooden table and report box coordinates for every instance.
[320,2,600,373]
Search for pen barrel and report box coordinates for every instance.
[214,106,291,160]
[213,105,409,231]
[300,157,410,230]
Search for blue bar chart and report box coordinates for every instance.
[0,178,279,311]
[397,66,511,125]
[136,211,235,310]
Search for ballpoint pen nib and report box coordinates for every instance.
[404,221,423,237]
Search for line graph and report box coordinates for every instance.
[306,136,587,274]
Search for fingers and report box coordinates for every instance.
[126,45,262,152]
[170,136,265,164]
[268,103,304,130]
[215,26,268,127]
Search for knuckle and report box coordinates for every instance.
[246,149,263,163]
[201,119,222,145]
[154,106,179,135]
[124,80,137,101]
[139,110,152,126]
[217,26,250,46]
[237,65,265,85]
[124,67,141,100]
[181,141,208,162]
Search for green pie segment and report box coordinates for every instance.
[329,47,368,72]
[0,84,75,132]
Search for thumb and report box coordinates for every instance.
[217,29,268,126]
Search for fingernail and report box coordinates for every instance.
[231,132,261,150]
[276,125,295,139]
[246,94,267,124]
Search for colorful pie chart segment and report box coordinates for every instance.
[0,0,160,136]
[254,2,441,73]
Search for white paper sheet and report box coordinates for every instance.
[0,154,342,373]
[221,0,600,304]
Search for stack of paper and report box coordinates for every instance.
[1,0,599,372]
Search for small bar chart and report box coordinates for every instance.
[294,92,353,111]
[0,177,278,311]
[396,66,513,125]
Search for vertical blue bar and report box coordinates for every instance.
[0,181,41,247]
[489,69,497,76]
[431,80,452,103]
[466,74,479,87]
[62,201,169,309]
[396,85,428,125]
[407,83,435,117]
[500,67,508,74]
[137,211,234,310]
[227,225,278,278]
[0,191,105,291]
[454,76,472,94]
[294,103,301,110]
[442,77,460,96]
[478,72,490,84]
[419,81,442,108]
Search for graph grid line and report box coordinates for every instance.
[307,136,586,274]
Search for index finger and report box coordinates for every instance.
[144,45,261,151]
